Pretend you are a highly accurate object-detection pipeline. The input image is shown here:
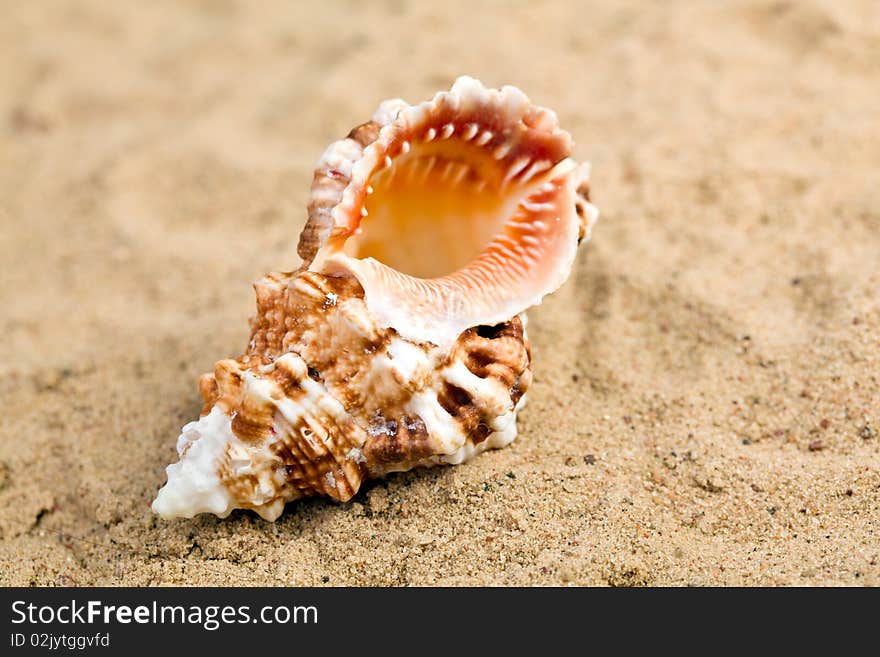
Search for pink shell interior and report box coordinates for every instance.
[307,77,594,347]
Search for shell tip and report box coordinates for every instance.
[151,407,236,519]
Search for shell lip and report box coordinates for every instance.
[306,76,596,348]
[320,77,574,248]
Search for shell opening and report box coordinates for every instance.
[305,76,594,347]
[344,136,543,279]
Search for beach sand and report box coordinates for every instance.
[1,0,878,586]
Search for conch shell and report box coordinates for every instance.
[152,77,598,520]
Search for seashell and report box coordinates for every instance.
[152,76,598,520]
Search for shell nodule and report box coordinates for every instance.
[152,76,597,521]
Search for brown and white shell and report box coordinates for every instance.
[152,76,597,520]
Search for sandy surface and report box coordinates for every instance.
[1,0,878,586]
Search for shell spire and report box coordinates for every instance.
[152,77,597,521]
